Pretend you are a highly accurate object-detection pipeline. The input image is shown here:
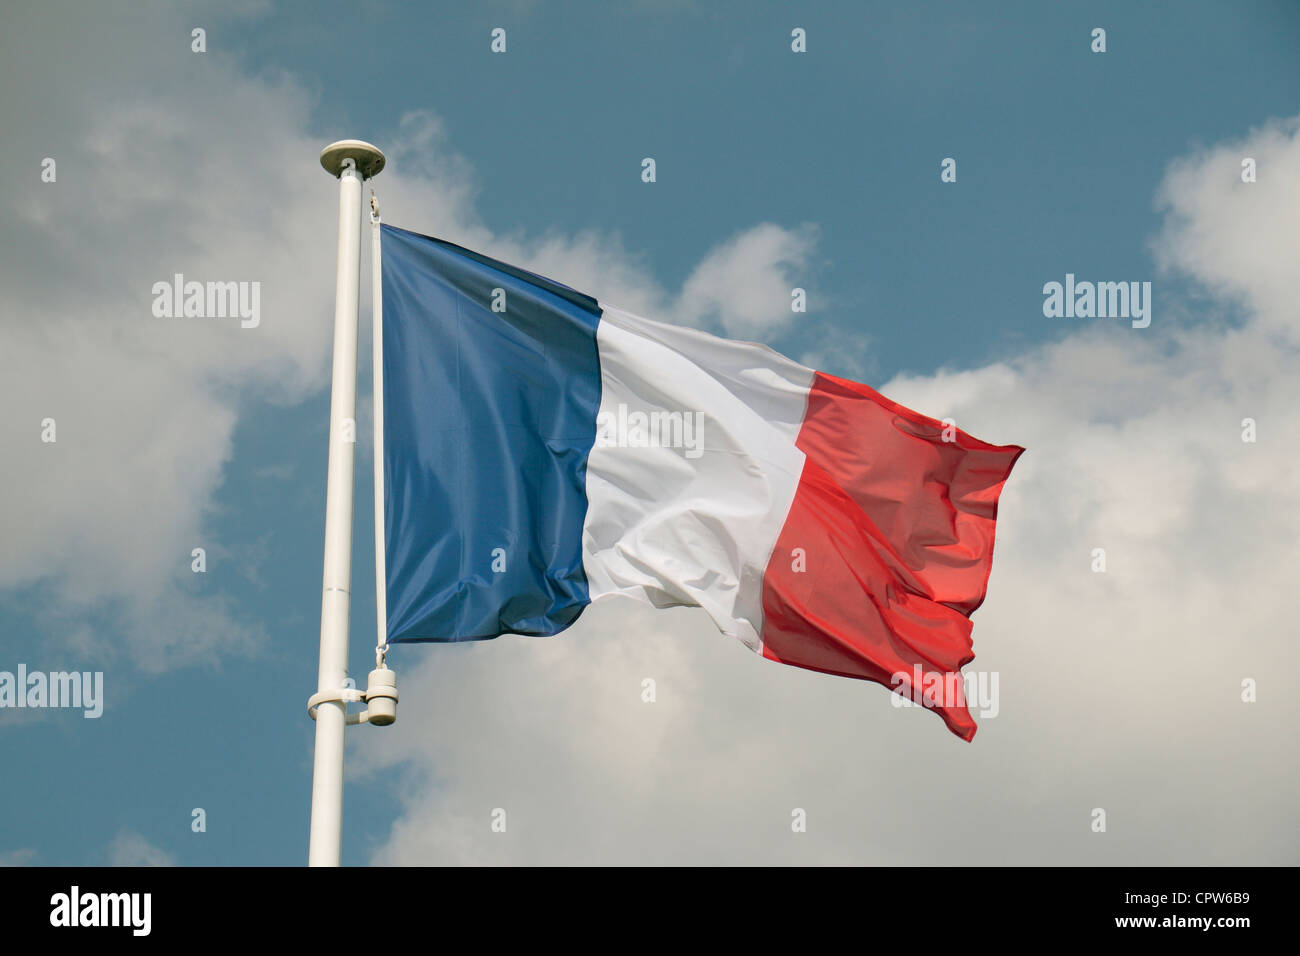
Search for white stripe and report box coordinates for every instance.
[581,305,813,652]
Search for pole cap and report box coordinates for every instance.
[320,140,386,179]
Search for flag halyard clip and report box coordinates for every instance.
[307,666,398,727]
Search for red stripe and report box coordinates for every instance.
[760,371,1023,741]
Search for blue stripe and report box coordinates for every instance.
[380,224,603,642]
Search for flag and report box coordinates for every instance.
[379,223,1023,739]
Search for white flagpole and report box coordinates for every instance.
[310,140,385,867]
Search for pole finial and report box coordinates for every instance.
[320,139,386,179]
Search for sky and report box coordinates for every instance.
[1,0,1298,865]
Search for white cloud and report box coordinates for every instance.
[358,117,1300,864]
[107,831,174,867]
[1152,115,1300,342]
[676,222,818,337]
[0,848,37,866]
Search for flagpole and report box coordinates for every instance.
[310,140,385,867]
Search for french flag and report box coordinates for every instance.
[379,224,1023,740]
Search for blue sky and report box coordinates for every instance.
[1,0,1298,866]
[237,0,1299,375]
